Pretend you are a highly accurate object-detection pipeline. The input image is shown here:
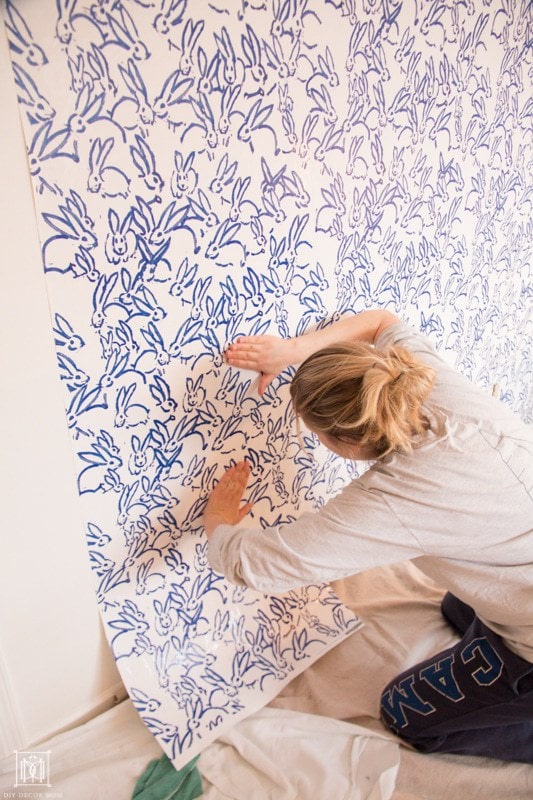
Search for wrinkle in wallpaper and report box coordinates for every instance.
[4,0,531,767]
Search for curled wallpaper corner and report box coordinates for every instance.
[4,0,531,768]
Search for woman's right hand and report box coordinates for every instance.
[225,335,296,395]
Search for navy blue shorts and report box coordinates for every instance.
[380,593,533,763]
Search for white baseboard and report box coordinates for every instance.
[0,646,127,759]
[29,681,129,749]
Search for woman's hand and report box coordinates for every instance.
[203,461,253,538]
[225,335,296,395]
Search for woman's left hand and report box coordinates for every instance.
[203,461,253,538]
[225,335,296,395]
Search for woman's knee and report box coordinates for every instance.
[379,670,439,742]
[379,683,440,750]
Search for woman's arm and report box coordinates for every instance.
[225,309,399,394]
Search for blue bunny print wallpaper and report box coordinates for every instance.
[4,0,531,767]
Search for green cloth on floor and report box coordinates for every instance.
[132,753,203,800]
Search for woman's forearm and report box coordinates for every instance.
[290,309,399,364]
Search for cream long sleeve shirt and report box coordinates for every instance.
[208,323,533,662]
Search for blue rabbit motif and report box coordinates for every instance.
[5,0,47,66]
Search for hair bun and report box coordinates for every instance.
[390,369,405,385]
[290,341,436,456]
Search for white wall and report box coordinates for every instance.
[0,27,125,758]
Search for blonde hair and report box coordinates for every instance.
[290,341,436,456]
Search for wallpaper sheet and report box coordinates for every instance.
[4,0,532,767]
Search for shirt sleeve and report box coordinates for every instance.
[207,476,423,593]
[375,321,452,368]
[375,321,508,422]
